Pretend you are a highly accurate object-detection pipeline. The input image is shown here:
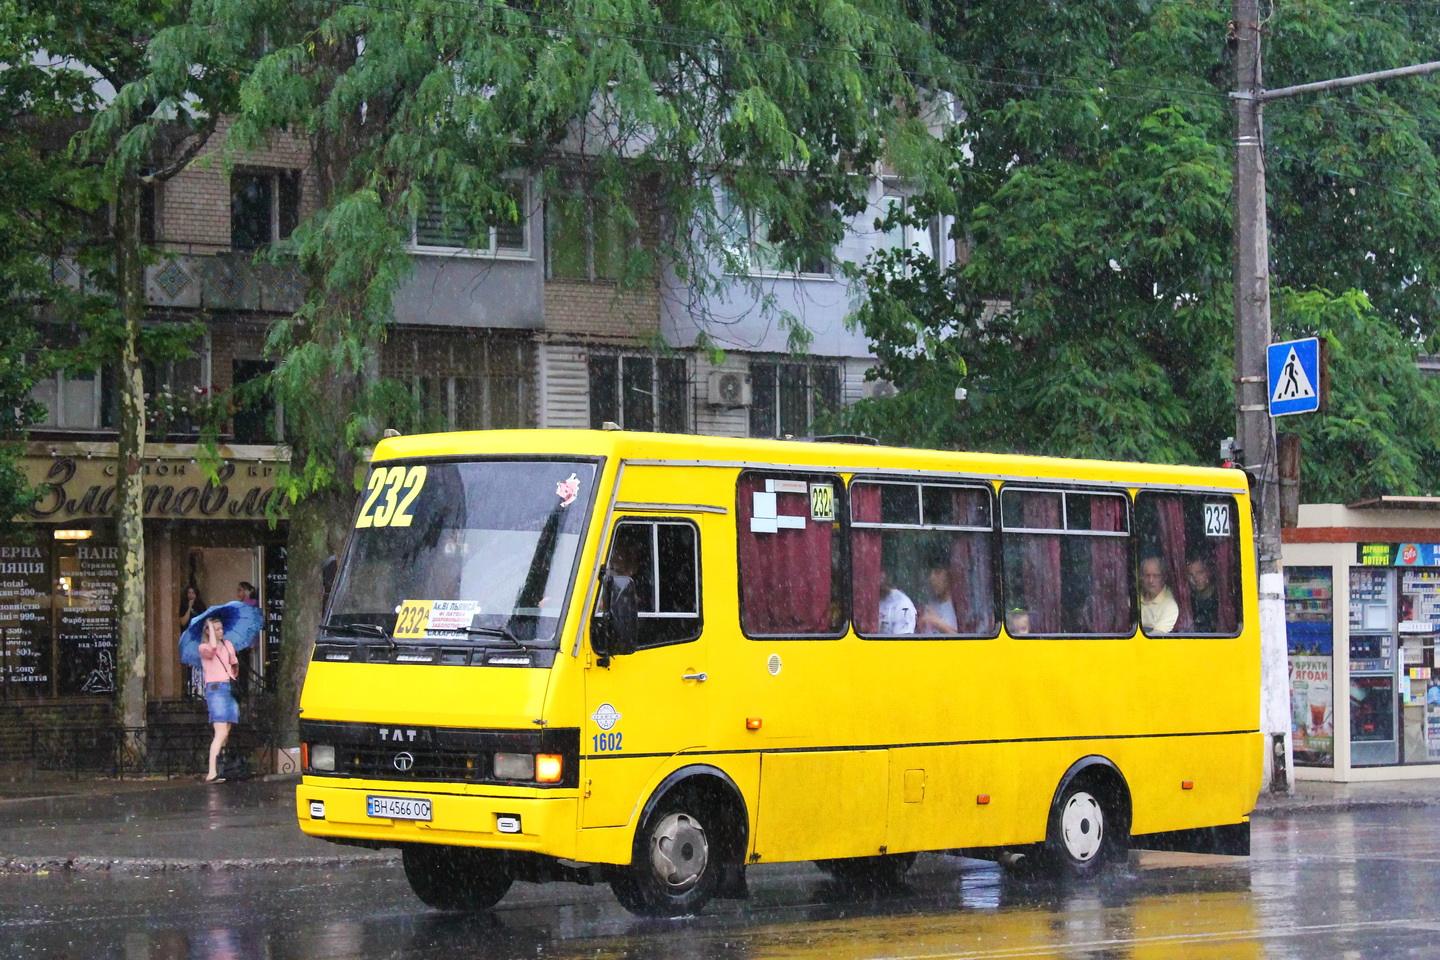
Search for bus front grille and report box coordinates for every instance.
[336,745,487,781]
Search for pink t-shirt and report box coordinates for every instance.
[199,639,238,684]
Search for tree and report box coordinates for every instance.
[142,0,947,740]
[842,0,1440,501]
[21,0,243,735]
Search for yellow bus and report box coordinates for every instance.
[295,430,1262,916]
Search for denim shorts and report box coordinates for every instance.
[205,682,239,724]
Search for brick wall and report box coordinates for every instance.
[156,120,319,256]
[544,280,660,339]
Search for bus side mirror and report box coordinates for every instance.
[593,574,639,658]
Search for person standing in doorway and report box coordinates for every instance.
[237,581,259,606]
[199,617,239,782]
[179,584,206,626]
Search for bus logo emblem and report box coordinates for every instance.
[591,703,622,731]
[393,752,415,772]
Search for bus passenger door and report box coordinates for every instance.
[581,516,709,829]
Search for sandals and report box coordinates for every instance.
[204,773,226,783]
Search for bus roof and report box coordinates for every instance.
[372,429,1249,494]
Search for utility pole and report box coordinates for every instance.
[1231,0,1440,792]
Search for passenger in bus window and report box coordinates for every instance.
[1139,556,1178,634]
[917,562,959,635]
[877,567,916,635]
[1186,554,1218,632]
[1005,607,1031,636]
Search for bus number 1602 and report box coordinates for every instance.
[592,732,623,752]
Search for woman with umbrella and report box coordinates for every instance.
[180,601,263,782]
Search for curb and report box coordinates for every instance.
[0,850,399,875]
[1251,797,1440,817]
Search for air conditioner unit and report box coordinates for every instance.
[706,370,753,408]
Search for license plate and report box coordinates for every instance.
[367,795,432,821]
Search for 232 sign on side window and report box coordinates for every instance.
[592,732,623,752]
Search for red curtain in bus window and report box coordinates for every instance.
[1019,495,1062,634]
[737,474,834,634]
[1088,496,1130,633]
[1214,504,1238,632]
[949,488,994,634]
[851,484,881,634]
[1153,495,1193,630]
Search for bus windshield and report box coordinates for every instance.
[327,459,598,649]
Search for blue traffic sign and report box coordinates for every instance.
[1268,337,1320,417]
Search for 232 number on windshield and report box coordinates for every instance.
[356,465,428,529]
[591,732,623,753]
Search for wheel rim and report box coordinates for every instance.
[1060,791,1104,862]
[649,812,709,892]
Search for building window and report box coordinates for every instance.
[231,170,300,251]
[391,334,533,433]
[410,180,528,257]
[879,194,940,265]
[30,369,107,431]
[143,335,212,437]
[588,356,688,433]
[721,192,831,278]
[749,362,841,439]
[546,191,633,281]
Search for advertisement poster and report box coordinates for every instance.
[55,542,118,696]
[1428,683,1440,761]
[0,543,52,697]
[1290,654,1334,765]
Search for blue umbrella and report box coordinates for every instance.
[179,601,264,667]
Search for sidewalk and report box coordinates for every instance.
[0,774,396,874]
[0,772,1435,874]
[1252,776,1440,816]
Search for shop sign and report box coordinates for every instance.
[1290,654,1334,764]
[1358,543,1440,566]
[23,454,284,522]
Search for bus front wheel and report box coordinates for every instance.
[402,845,514,911]
[612,789,721,917]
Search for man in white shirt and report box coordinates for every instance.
[1139,556,1179,634]
[877,568,916,635]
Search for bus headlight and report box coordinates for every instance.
[493,752,535,780]
[310,744,336,772]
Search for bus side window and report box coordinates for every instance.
[1134,493,1242,636]
[737,472,847,637]
[605,520,702,649]
[1000,487,1132,636]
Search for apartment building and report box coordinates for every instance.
[8,129,946,728]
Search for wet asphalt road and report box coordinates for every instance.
[2,808,1439,959]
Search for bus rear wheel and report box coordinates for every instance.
[402,845,514,911]
[612,790,720,917]
[814,852,916,889]
[1039,778,1125,879]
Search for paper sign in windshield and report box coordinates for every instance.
[394,599,478,637]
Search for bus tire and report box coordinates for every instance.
[612,787,721,917]
[1039,775,1125,879]
[402,845,513,911]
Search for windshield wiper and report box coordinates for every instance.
[322,620,395,650]
[462,624,527,651]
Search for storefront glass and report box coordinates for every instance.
[0,533,117,699]
[1286,566,1334,767]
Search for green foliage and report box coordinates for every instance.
[136,0,948,502]
[845,0,1440,499]
[1275,288,1440,501]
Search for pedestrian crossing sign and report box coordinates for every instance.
[1267,337,1321,417]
